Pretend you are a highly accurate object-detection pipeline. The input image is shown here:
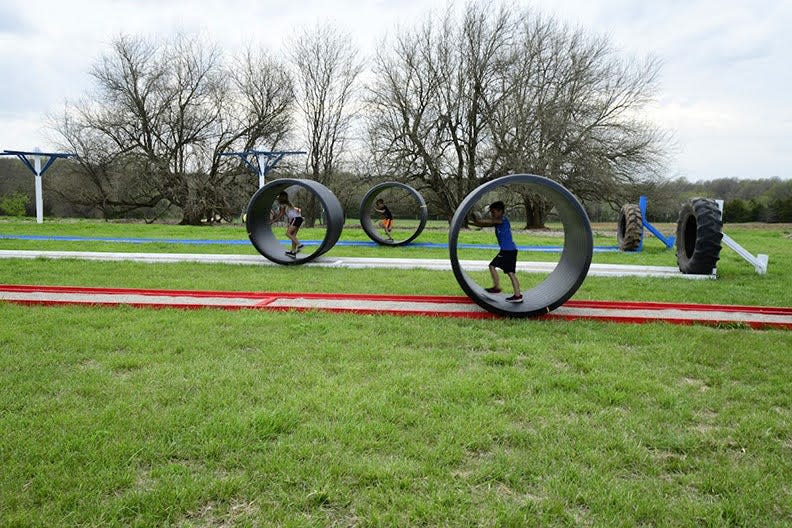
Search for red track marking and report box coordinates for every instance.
[2,284,791,329]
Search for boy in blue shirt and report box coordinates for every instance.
[469,201,523,302]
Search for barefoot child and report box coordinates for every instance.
[469,201,523,302]
[373,198,394,241]
[271,191,304,258]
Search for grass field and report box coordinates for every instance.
[1,217,791,526]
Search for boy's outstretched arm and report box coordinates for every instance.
[468,214,501,227]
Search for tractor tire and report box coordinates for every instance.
[676,198,723,274]
[617,204,643,251]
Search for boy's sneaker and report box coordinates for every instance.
[285,251,297,258]
[296,244,304,251]
[484,287,502,293]
[505,294,524,303]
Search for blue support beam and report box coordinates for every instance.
[639,195,675,250]
[2,149,77,176]
[1,149,77,223]
[219,150,306,188]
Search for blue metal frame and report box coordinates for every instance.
[638,195,675,250]
[1,149,77,176]
[219,150,306,180]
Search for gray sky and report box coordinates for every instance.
[1,0,790,181]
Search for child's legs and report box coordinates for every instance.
[489,266,500,288]
[507,272,521,296]
[286,226,299,249]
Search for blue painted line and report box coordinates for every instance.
[0,234,250,245]
[0,234,620,252]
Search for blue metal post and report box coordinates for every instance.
[639,195,675,249]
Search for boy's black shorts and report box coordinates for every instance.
[289,217,304,228]
[490,250,518,274]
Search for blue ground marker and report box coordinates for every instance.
[0,233,620,252]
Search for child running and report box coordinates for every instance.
[271,191,304,258]
[373,198,394,241]
[469,201,523,302]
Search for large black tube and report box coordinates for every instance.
[359,182,428,246]
[448,174,593,318]
[245,178,344,265]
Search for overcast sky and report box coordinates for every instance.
[1,0,790,181]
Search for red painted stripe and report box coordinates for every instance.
[6,299,249,311]
[542,312,788,329]
[565,299,792,315]
[254,297,280,307]
[3,283,791,314]
[5,297,495,319]
[2,284,791,329]
[0,283,271,300]
[10,298,788,328]
[259,305,498,320]
[0,284,471,304]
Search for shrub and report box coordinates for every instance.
[0,191,30,217]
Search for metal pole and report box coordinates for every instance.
[256,154,266,188]
[715,200,769,274]
[34,148,43,224]
[639,195,675,249]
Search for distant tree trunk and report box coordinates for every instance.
[302,193,320,226]
[180,208,204,226]
[522,194,548,229]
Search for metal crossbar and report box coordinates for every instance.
[1,149,77,223]
[715,200,768,275]
[219,150,306,188]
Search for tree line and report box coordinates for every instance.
[626,177,792,223]
[0,1,786,226]
[4,158,791,223]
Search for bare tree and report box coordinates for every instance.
[54,111,162,220]
[368,1,667,226]
[489,17,666,227]
[367,2,517,219]
[54,34,295,224]
[288,23,363,225]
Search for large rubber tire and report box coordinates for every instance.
[675,198,723,274]
[245,178,344,266]
[359,182,428,246]
[617,204,643,251]
[449,174,593,318]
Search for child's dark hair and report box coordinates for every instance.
[489,201,505,213]
[277,191,291,206]
[375,198,384,205]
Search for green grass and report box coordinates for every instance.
[1,218,790,306]
[1,217,792,526]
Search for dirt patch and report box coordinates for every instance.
[180,498,260,528]
[681,377,710,392]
